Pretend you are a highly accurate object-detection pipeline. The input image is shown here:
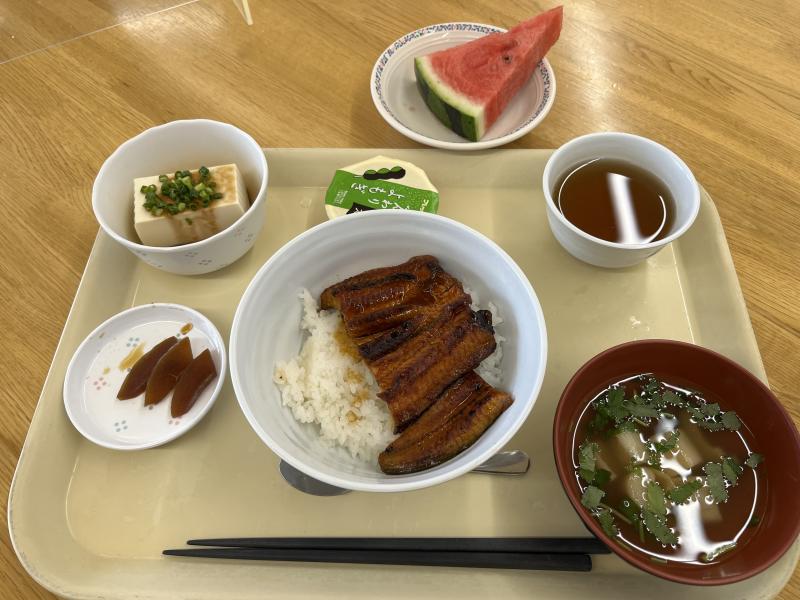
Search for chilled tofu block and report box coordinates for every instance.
[133,164,250,247]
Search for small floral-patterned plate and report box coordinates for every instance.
[63,303,226,450]
[370,22,556,151]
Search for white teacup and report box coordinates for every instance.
[542,132,700,268]
[92,119,268,275]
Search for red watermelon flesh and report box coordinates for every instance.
[415,7,562,141]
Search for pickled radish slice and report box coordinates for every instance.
[116,336,178,400]
[144,337,192,406]
[171,349,217,417]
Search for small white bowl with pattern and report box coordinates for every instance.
[371,22,556,151]
[63,303,226,450]
[92,119,268,275]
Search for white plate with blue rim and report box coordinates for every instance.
[63,303,226,450]
[370,22,556,151]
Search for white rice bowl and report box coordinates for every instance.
[230,210,547,493]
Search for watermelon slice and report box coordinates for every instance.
[415,7,563,142]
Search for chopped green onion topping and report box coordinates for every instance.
[141,165,223,216]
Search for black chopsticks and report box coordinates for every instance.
[163,537,608,572]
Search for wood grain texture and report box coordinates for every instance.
[0,0,797,597]
[0,0,195,63]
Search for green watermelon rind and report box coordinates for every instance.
[414,56,484,142]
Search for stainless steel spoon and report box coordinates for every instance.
[279,450,531,496]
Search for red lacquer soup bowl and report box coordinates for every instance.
[552,339,800,585]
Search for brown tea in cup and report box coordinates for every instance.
[555,158,674,244]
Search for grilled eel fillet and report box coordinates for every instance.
[320,256,513,470]
[320,255,471,362]
[375,305,496,430]
[320,256,497,431]
[320,255,437,312]
[379,372,513,475]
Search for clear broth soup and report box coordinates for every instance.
[572,374,764,564]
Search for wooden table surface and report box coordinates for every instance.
[1,0,798,597]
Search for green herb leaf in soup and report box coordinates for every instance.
[597,508,619,537]
[661,390,685,407]
[721,411,742,431]
[645,482,669,516]
[581,485,605,510]
[643,509,679,546]
[667,479,703,504]
[702,542,737,563]
[593,469,612,487]
[745,453,764,469]
[653,430,680,454]
[604,387,629,422]
[703,462,728,503]
[578,442,599,483]
[722,457,743,485]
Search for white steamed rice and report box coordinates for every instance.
[273,287,504,462]
[467,287,505,388]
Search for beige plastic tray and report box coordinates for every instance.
[9,149,798,599]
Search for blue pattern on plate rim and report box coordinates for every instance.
[373,22,552,138]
